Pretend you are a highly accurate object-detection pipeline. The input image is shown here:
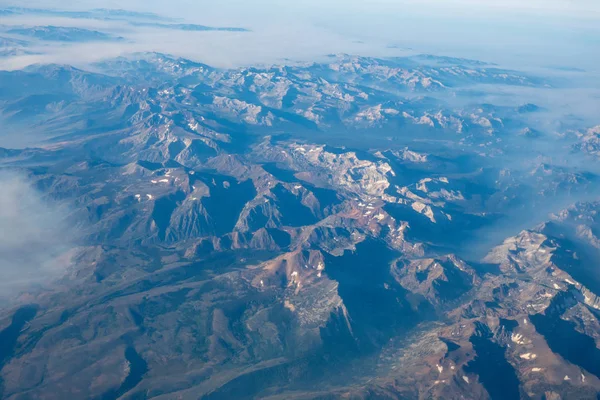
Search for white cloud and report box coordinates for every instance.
[0,171,75,297]
[0,0,598,71]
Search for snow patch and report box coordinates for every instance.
[511,333,526,345]
[520,353,537,360]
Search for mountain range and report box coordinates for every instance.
[0,51,599,399]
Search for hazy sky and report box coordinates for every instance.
[7,0,600,19]
[0,0,599,70]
